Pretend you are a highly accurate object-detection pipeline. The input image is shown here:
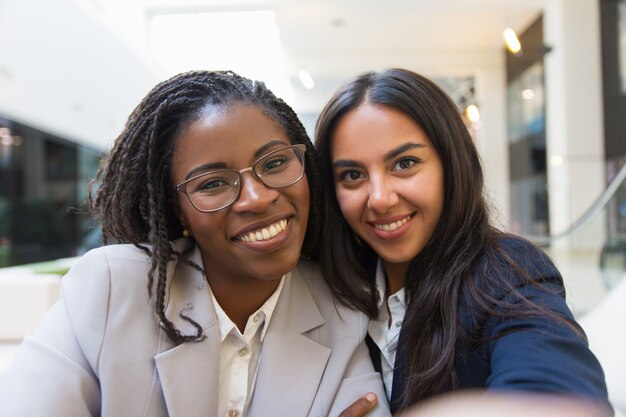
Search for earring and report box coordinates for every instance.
[182,229,190,238]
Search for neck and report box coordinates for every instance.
[382,261,408,296]
[205,272,282,333]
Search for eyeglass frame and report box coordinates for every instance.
[175,143,307,213]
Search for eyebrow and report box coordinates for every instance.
[333,159,361,169]
[184,162,228,180]
[254,139,290,159]
[333,142,426,169]
[384,142,425,161]
[184,139,290,180]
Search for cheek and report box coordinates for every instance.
[432,167,445,209]
[178,198,213,233]
[417,170,445,218]
[335,188,364,225]
[300,179,310,220]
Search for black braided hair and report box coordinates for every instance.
[89,70,324,344]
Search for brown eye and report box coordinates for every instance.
[393,157,419,171]
[338,170,363,182]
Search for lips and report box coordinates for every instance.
[369,214,413,231]
[371,214,412,232]
[235,219,289,242]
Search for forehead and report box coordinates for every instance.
[175,103,286,154]
[185,102,286,144]
[170,103,291,183]
[331,103,431,156]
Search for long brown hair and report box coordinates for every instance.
[315,68,573,408]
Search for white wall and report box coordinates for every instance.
[544,0,605,242]
[543,0,607,313]
[475,61,510,228]
[0,0,160,151]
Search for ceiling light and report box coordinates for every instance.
[503,28,522,54]
[520,89,535,100]
[549,155,564,166]
[465,104,480,123]
[298,70,314,90]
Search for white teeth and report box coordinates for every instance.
[237,219,288,242]
[374,215,411,232]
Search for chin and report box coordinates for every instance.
[256,252,301,280]
[379,250,421,266]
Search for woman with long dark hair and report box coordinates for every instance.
[315,68,609,414]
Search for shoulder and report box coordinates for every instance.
[478,235,562,287]
[61,244,152,294]
[76,243,152,267]
[60,243,155,321]
[62,239,196,310]
[292,258,330,298]
[59,241,190,331]
[292,259,367,339]
[494,235,551,261]
[64,238,193,288]
[70,243,152,270]
[467,236,575,324]
[293,259,345,308]
[460,235,568,330]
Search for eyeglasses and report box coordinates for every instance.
[176,144,307,213]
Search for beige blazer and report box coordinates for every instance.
[0,240,390,417]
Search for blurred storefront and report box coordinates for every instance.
[0,117,102,267]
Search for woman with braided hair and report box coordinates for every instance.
[0,70,389,417]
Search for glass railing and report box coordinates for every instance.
[523,161,626,316]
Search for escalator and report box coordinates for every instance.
[523,162,626,414]
[525,161,626,297]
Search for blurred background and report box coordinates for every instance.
[0,0,625,411]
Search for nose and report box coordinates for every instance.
[367,174,399,214]
[231,171,279,213]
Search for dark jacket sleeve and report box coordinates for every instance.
[467,237,609,403]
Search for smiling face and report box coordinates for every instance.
[330,103,444,280]
[171,103,309,284]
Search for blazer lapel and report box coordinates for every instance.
[154,243,221,417]
[247,266,331,417]
[155,326,220,417]
[390,322,408,414]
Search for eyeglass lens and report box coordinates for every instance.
[184,145,305,211]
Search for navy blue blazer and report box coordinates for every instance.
[366,236,609,413]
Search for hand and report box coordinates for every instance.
[338,392,378,417]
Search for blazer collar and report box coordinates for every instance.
[247,262,330,416]
[155,246,330,417]
[155,241,220,417]
[154,326,220,417]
